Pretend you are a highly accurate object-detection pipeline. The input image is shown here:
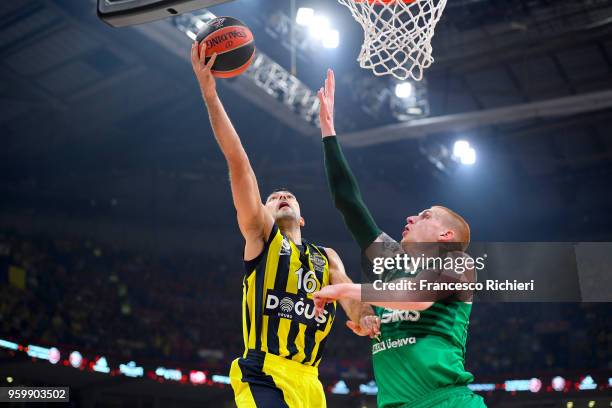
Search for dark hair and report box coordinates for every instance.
[266,188,295,201]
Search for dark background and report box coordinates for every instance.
[1,0,611,406]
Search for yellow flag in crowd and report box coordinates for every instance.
[8,265,26,290]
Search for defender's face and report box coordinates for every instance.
[265,191,302,224]
[401,207,448,244]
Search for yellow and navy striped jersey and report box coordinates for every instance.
[241,224,337,367]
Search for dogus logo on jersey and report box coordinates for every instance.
[279,297,294,313]
[265,290,330,329]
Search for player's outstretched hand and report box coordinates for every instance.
[313,284,343,316]
[347,315,381,339]
[191,42,218,100]
[317,68,336,137]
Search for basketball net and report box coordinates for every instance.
[338,0,447,81]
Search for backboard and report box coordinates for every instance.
[98,0,234,27]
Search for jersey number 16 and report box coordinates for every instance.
[295,268,318,293]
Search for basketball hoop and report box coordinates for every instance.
[338,0,447,81]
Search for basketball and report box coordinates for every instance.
[196,16,255,78]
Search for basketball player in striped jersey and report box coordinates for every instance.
[191,44,379,408]
[312,69,487,408]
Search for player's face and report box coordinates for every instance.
[401,207,451,244]
[265,191,303,225]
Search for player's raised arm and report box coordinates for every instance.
[318,69,382,250]
[191,42,273,257]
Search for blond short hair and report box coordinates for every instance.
[433,206,471,251]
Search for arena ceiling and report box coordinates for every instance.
[1,0,612,250]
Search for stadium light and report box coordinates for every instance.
[296,7,314,26]
[309,15,330,39]
[453,140,470,157]
[460,148,476,165]
[295,8,341,50]
[453,140,476,165]
[322,29,340,49]
[395,82,413,98]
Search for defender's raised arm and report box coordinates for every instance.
[318,69,381,250]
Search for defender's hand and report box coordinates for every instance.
[313,284,344,316]
[317,68,336,137]
[346,315,381,339]
[191,42,218,100]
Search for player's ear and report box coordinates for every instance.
[439,229,454,242]
[299,217,305,227]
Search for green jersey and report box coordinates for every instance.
[321,137,481,407]
[371,264,475,408]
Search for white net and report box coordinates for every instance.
[338,0,447,81]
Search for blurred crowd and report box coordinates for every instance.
[0,230,610,380]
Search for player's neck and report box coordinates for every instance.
[278,221,302,245]
[402,242,443,258]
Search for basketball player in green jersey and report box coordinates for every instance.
[191,45,378,408]
[313,69,487,408]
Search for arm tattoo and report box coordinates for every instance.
[365,232,403,262]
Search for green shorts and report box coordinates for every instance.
[397,386,487,408]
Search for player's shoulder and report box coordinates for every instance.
[441,250,477,283]
[321,245,348,268]
[304,240,331,264]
